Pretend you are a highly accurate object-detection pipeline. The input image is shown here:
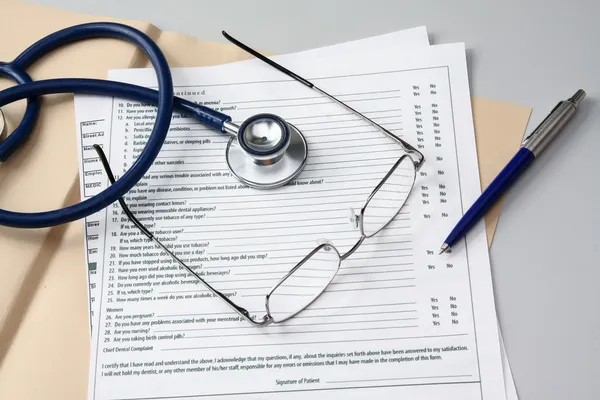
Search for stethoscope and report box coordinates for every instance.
[0,22,308,229]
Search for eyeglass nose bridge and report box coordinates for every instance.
[316,238,334,251]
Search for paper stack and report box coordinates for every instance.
[0,2,531,399]
[74,26,522,400]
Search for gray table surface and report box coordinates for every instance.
[30,0,600,399]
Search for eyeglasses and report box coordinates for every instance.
[94,36,424,326]
[94,138,420,326]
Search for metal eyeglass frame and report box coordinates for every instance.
[94,137,421,327]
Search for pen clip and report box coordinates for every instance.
[521,101,563,147]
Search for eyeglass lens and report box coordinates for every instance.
[266,243,341,323]
[362,156,416,237]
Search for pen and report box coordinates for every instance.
[439,89,586,254]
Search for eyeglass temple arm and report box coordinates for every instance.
[92,145,267,326]
[221,31,425,169]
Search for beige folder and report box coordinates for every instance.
[0,1,531,398]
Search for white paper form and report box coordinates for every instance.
[74,31,513,400]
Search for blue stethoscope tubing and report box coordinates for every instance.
[0,22,233,229]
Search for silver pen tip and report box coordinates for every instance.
[439,243,450,255]
[569,89,586,108]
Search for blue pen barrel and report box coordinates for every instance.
[445,147,536,247]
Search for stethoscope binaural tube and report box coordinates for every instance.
[0,22,175,229]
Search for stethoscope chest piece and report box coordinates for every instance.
[225,114,308,189]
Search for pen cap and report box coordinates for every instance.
[523,90,585,156]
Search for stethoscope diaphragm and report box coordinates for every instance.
[225,114,308,189]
